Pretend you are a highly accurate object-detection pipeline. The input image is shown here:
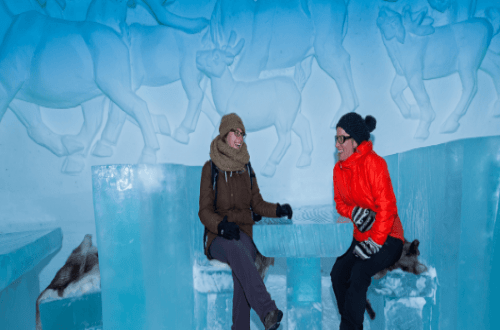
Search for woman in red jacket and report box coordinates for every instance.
[331,113,404,330]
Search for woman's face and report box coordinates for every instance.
[226,128,244,150]
[336,127,358,161]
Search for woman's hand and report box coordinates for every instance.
[217,216,240,240]
[276,203,293,219]
[352,206,376,232]
[353,238,382,260]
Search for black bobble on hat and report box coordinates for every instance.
[365,115,376,133]
[336,112,376,145]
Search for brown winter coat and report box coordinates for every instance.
[198,160,278,259]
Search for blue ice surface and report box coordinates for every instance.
[253,206,353,329]
[92,164,197,330]
[0,228,62,330]
[0,228,62,291]
[253,205,352,258]
[385,135,500,330]
[39,291,103,330]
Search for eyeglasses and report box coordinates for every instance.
[335,135,353,144]
[231,130,246,139]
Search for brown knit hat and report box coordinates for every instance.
[219,113,246,138]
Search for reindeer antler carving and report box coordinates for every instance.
[222,31,245,61]
[402,5,435,36]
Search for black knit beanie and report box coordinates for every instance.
[336,112,376,145]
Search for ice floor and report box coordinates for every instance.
[249,275,371,330]
[76,275,366,330]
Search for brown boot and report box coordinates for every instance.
[264,309,283,330]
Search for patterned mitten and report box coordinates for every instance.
[352,206,376,232]
[353,238,382,260]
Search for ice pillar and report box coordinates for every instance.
[92,164,195,330]
[287,258,322,330]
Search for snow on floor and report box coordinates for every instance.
[250,275,371,330]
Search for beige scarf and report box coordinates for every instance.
[210,135,250,171]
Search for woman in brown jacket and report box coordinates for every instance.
[198,113,292,330]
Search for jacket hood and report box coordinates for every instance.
[338,141,373,168]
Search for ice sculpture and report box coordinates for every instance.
[377,6,500,140]
[0,0,209,174]
[88,2,216,152]
[427,0,476,23]
[92,164,196,329]
[210,0,359,127]
[196,32,313,177]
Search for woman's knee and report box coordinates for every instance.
[330,260,347,286]
[349,266,372,290]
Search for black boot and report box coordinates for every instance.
[264,309,283,330]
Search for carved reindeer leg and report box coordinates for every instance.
[440,68,478,133]
[480,50,500,117]
[61,96,105,155]
[292,112,313,168]
[88,32,159,164]
[262,121,292,177]
[92,101,127,158]
[310,0,359,128]
[101,89,159,164]
[8,99,68,157]
[93,100,171,157]
[173,53,204,144]
[62,96,106,174]
[199,77,222,132]
[390,74,420,120]
[406,75,436,140]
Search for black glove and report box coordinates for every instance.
[276,203,293,219]
[217,216,240,240]
[352,206,376,233]
[353,238,382,260]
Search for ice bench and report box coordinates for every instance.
[38,278,102,330]
[0,228,62,330]
[192,205,353,330]
[367,268,438,330]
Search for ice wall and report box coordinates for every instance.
[385,136,500,330]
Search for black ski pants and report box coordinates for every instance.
[330,236,403,330]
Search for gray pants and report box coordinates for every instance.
[209,232,277,330]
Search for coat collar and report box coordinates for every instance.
[338,141,373,168]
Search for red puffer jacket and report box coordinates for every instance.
[333,141,404,245]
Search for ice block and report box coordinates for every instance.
[0,228,62,330]
[92,164,196,330]
[253,205,353,258]
[39,291,103,330]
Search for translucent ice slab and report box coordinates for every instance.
[386,136,500,330]
[0,228,62,330]
[0,228,62,291]
[92,164,197,330]
[253,205,352,258]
